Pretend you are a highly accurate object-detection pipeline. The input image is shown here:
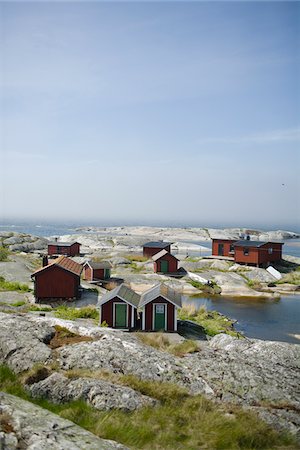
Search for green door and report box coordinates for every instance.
[115,304,127,328]
[160,260,169,273]
[154,304,166,330]
[104,269,110,279]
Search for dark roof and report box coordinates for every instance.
[140,283,182,308]
[233,240,267,248]
[32,256,83,277]
[143,241,171,248]
[152,250,179,262]
[48,241,80,247]
[98,283,141,308]
[84,260,112,270]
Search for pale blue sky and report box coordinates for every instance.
[1,1,299,228]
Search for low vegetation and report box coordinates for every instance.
[188,279,222,295]
[178,304,241,337]
[125,254,148,263]
[0,276,31,293]
[54,305,99,321]
[130,262,146,273]
[0,246,10,262]
[276,270,300,286]
[49,325,93,349]
[137,333,199,357]
[0,365,297,449]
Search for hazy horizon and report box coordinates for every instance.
[1,2,299,228]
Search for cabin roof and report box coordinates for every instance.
[140,283,182,308]
[152,249,178,261]
[84,260,112,270]
[48,241,80,247]
[143,241,172,248]
[233,240,270,248]
[32,255,83,277]
[98,283,141,308]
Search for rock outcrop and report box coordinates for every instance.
[28,372,156,411]
[0,392,127,449]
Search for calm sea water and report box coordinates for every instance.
[183,295,300,344]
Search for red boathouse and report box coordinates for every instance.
[152,250,179,273]
[233,241,283,267]
[83,261,112,281]
[48,241,80,257]
[143,241,172,258]
[99,284,140,329]
[140,284,182,332]
[31,256,83,301]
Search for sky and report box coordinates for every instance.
[1,1,299,230]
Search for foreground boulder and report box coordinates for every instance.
[28,372,156,411]
[0,313,54,373]
[0,392,127,449]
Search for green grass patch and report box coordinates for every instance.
[0,365,297,449]
[276,271,300,285]
[188,279,222,295]
[125,254,148,263]
[0,276,31,293]
[54,305,99,321]
[129,262,146,273]
[0,246,10,262]
[178,304,241,337]
[27,305,53,312]
[10,300,26,307]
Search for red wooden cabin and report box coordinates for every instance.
[99,284,140,329]
[31,256,83,301]
[233,241,283,267]
[83,261,112,281]
[48,241,80,257]
[212,239,237,257]
[152,250,179,273]
[143,241,172,258]
[140,284,182,332]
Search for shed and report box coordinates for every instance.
[48,241,80,257]
[143,241,172,258]
[31,256,83,301]
[233,241,283,267]
[99,284,140,329]
[83,261,112,281]
[140,284,182,332]
[212,239,237,257]
[152,250,179,273]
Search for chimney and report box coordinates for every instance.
[42,255,48,267]
[246,235,250,241]
[54,237,58,242]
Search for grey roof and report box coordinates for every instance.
[143,241,171,248]
[140,284,182,308]
[48,241,79,247]
[233,240,268,248]
[85,260,112,270]
[152,250,178,261]
[98,283,141,308]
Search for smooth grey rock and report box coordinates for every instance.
[0,392,127,449]
[28,372,156,411]
[184,334,300,437]
[0,313,54,372]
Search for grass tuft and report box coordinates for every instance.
[54,305,99,321]
[137,333,199,357]
[0,276,31,293]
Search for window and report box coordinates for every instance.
[268,247,273,254]
[243,248,249,256]
[229,244,235,253]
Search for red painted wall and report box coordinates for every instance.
[48,243,80,257]
[212,239,236,257]
[100,297,136,329]
[83,266,93,281]
[234,243,283,266]
[154,254,178,273]
[34,266,80,300]
[144,297,175,331]
[143,245,171,257]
